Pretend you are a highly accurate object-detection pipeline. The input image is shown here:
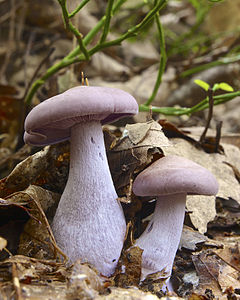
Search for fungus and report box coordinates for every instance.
[24,85,138,276]
[132,155,218,283]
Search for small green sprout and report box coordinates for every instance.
[194,79,234,93]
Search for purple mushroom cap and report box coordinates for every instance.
[24,86,138,146]
[133,155,219,197]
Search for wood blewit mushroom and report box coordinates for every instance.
[24,85,138,276]
[132,155,218,283]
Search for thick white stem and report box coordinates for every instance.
[136,193,186,280]
[52,121,126,276]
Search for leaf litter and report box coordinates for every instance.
[0,116,240,299]
[1,1,240,298]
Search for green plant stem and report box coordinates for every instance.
[58,0,89,60]
[144,11,167,106]
[199,87,214,143]
[86,0,167,55]
[168,0,210,56]
[139,91,240,115]
[180,54,240,77]
[100,0,114,43]
[24,0,165,105]
[68,0,90,18]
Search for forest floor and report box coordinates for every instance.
[0,0,240,299]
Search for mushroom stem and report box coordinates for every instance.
[136,193,186,280]
[52,121,126,276]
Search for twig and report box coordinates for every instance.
[24,0,126,105]
[82,0,167,58]
[0,0,16,82]
[22,47,55,102]
[180,54,240,77]
[144,7,167,106]
[24,0,165,105]
[99,0,114,43]
[139,90,240,115]
[200,87,214,143]
[68,0,90,18]
[58,0,89,60]
[214,120,222,153]
[12,263,22,300]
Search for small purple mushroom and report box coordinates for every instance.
[24,85,138,276]
[132,155,218,283]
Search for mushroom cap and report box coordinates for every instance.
[133,155,218,197]
[24,86,138,146]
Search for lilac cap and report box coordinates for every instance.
[133,155,219,197]
[24,86,138,146]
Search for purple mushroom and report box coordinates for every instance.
[24,85,138,276]
[132,155,218,283]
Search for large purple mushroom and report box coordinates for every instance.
[24,86,138,276]
[132,155,218,284]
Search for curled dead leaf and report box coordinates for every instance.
[0,236,7,251]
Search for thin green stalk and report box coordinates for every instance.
[68,0,90,18]
[168,0,209,56]
[24,0,164,105]
[144,11,167,106]
[65,0,127,60]
[180,54,240,77]
[139,91,240,115]
[25,0,126,105]
[100,0,114,43]
[87,0,167,55]
[58,0,89,60]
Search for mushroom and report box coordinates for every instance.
[132,155,218,282]
[24,85,138,276]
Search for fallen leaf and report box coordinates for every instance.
[115,246,143,288]
[192,251,222,298]
[0,237,7,251]
[179,226,208,251]
[186,195,216,234]
[107,120,170,193]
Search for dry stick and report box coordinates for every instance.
[214,120,223,153]
[199,87,214,144]
[12,263,22,300]
[16,47,56,149]
[22,47,56,103]
[0,0,16,82]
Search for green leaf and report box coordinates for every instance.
[217,82,234,92]
[194,79,210,91]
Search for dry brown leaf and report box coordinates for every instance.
[115,246,143,288]
[0,146,50,198]
[67,260,104,299]
[96,287,161,299]
[114,120,170,151]
[186,195,216,234]
[179,226,208,251]
[0,255,67,283]
[17,185,61,260]
[108,120,170,193]
[192,251,222,298]
[0,236,7,251]
[192,249,240,299]
[217,264,240,291]
[0,185,61,260]
[214,244,240,272]
[0,142,70,198]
